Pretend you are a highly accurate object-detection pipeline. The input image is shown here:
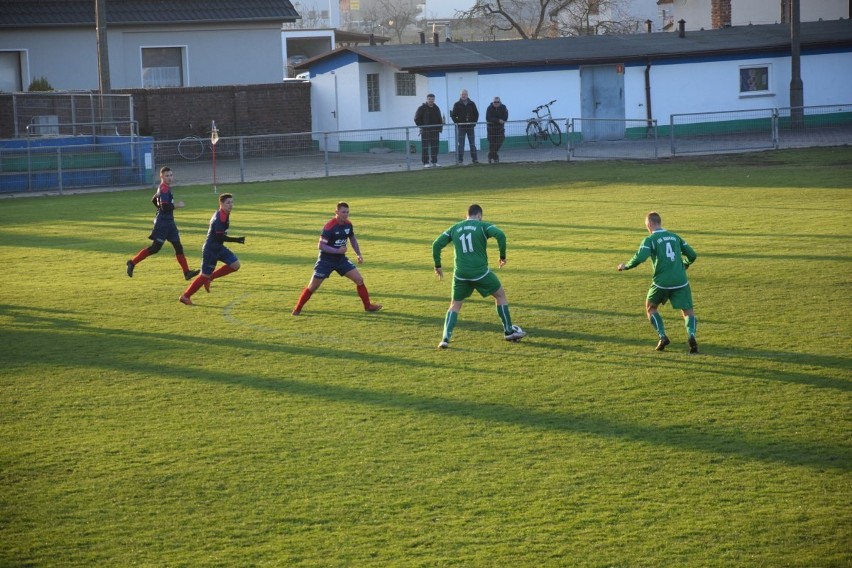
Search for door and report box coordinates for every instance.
[312,71,339,151]
[580,65,625,141]
[445,72,480,153]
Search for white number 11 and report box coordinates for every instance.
[460,233,474,253]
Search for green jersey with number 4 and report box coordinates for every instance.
[433,219,506,280]
[624,229,697,289]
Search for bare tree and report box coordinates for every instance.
[361,0,421,43]
[456,0,641,40]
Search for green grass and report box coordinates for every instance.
[1,147,851,566]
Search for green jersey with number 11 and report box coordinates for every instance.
[624,228,697,289]
[433,219,506,280]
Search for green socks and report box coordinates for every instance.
[496,303,513,334]
[650,312,666,338]
[685,315,697,337]
[443,310,459,341]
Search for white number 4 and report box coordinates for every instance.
[665,242,676,261]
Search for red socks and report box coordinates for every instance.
[182,275,208,299]
[294,288,313,311]
[130,248,151,265]
[175,254,190,272]
[210,265,236,280]
[356,284,372,308]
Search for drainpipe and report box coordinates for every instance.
[644,58,653,135]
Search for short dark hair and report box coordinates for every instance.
[468,203,483,217]
[647,211,662,225]
[426,93,435,98]
[337,201,349,210]
[160,166,171,175]
[219,192,233,204]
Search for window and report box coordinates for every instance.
[739,65,770,95]
[367,73,380,112]
[142,47,184,88]
[0,51,23,92]
[395,73,416,96]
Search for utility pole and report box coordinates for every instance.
[95,0,113,131]
[789,0,804,128]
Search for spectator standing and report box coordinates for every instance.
[451,89,480,165]
[485,97,508,164]
[414,94,444,168]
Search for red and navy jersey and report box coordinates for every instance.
[153,183,176,220]
[319,217,354,260]
[205,207,230,248]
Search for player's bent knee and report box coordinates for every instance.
[148,241,164,254]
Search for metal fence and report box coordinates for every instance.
[2,103,850,194]
[5,92,136,138]
[568,118,658,159]
[669,104,852,155]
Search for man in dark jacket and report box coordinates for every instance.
[485,96,509,164]
[450,89,480,165]
[414,94,444,168]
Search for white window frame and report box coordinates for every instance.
[394,73,416,96]
[367,73,381,112]
[738,63,772,97]
[141,46,186,88]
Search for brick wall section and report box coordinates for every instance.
[711,0,732,28]
[116,83,311,139]
[0,82,311,140]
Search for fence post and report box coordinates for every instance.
[669,115,676,157]
[566,119,573,160]
[238,137,245,183]
[405,128,411,170]
[323,132,330,177]
[57,147,63,195]
[772,108,779,149]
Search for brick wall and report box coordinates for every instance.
[0,82,312,140]
[711,0,732,28]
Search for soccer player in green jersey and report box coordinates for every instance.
[618,211,698,353]
[432,203,526,349]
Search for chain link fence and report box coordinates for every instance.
[2,104,850,194]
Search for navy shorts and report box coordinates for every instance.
[313,255,357,279]
[202,245,238,275]
[149,217,180,244]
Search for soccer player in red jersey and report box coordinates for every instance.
[179,193,244,306]
[292,202,382,315]
[126,166,200,280]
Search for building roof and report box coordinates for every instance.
[0,0,300,28]
[303,20,852,72]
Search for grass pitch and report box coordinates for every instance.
[1,148,850,566]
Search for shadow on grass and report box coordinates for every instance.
[2,303,849,473]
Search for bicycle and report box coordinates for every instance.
[526,100,563,148]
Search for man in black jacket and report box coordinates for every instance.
[414,94,443,168]
[486,97,508,164]
[451,89,479,165]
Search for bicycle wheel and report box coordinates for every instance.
[178,136,204,160]
[546,120,563,146]
[526,121,542,148]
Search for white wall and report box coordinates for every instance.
[0,25,285,90]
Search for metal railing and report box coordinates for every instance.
[2,103,850,194]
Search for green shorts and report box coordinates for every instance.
[647,283,694,310]
[452,271,502,301]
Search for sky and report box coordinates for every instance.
[422,0,475,20]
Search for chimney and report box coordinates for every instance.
[419,31,426,44]
[711,0,732,29]
[678,19,685,37]
[433,32,439,46]
[645,19,652,33]
[369,33,376,46]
